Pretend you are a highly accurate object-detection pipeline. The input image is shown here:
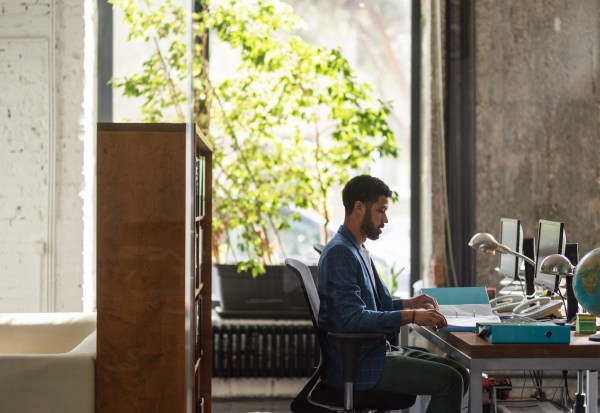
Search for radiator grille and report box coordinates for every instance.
[212,324,319,378]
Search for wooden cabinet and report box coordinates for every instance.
[97,123,212,413]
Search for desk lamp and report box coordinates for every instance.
[540,254,574,276]
[540,252,584,322]
[468,233,536,267]
[540,255,586,413]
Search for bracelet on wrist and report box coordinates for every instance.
[411,309,415,323]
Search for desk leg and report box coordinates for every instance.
[587,370,598,413]
[400,325,409,347]
[399,325,410,413]
[469,361,483,413]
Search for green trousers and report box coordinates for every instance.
[370,344,469,413]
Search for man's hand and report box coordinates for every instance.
[403,293,439,310]
[413,309,448,331]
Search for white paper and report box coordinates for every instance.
[438,304,493,318]
[437,304,500,329]
[444,315,501,329]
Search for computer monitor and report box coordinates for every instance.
[523,237,536,297]
[534,219,566,291]
[498,218,523,281]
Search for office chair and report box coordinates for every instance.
[286,258,416,413]
[313,243,325,255]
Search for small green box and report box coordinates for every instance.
[576,313,597,334]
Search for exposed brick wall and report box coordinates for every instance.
[0,0,86,312]
[0,39,49,312]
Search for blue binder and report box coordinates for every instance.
[422,287,490,305]
[476,323,571,344]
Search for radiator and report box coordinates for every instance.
[213,324,319,378]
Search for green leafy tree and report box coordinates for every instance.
[111,0,398,275]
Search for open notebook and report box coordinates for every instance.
[421,287,501,332]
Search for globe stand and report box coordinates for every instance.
[572,393,586,413]
[572,371,586,413]
[588,334,600,342]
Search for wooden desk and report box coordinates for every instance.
[406,325,600,413]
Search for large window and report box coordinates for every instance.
[111,0,413,298]
[281,0,413,296]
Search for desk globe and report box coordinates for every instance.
[573,248,600,341]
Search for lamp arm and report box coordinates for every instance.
[507,250,536,267]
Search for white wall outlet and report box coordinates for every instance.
[35,241,46,256]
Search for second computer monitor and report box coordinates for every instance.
[498,218,523,280]
[534,219,566,291]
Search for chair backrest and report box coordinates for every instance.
[287,258,329,413]
[313,243,325,255]
[285,258,320,334]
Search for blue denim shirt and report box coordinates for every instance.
[317,225,404,390]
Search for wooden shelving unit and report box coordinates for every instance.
[195,125,213,413]
[96,123,212,413]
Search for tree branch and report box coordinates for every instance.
[293,63,331,242]
[359,1,410,104]
[152,37,184,119]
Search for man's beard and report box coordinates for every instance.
[361,207,383,241]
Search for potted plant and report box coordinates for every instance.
[111,0,398,318]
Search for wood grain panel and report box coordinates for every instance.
[436,331,600,359]
[98,123,212,152]
[97,129,186,412]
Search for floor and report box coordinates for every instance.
[212,396,432,413]
[213,398,293,413]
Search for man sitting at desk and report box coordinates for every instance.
[318,175,469,413]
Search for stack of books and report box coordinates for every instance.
[195,297,202,360]
[576,313,596,334]
[196,228,203,286]
[195,156,206,217]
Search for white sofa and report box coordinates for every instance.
[0,312,97,413]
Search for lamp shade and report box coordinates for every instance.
[540,254,575,277]
[468,233,500,255]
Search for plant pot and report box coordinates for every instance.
[215,263,318,319]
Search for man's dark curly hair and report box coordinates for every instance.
[342,175,392,215]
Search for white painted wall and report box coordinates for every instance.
[0,0,87,312]
[0,38,49,312]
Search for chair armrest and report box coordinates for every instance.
[327,332,385,384]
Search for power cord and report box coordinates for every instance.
[509,277,526,297]
[528,370,545,399]
[519,275,526,296]
[551,376,564,402]
[562,370,573,408]
[556,288,570,322]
